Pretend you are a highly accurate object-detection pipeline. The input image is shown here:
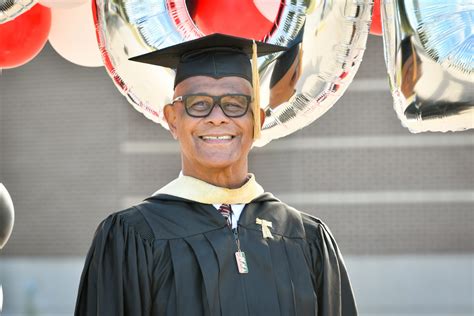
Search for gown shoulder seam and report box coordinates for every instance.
[116,206,156,242]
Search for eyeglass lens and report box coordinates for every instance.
[184,95,250,117]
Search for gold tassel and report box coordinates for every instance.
[251,40,261,139]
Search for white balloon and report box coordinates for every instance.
[39,0,87,9]
[48,0,103,67]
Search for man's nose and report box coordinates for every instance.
[205,103,229,123]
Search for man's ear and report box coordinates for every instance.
[163,104,178,140]
[259,108,265,128]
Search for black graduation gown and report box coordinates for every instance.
[75,193,357,315]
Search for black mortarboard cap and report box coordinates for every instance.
[129,33,287,88]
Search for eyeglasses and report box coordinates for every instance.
[172,94,252,118]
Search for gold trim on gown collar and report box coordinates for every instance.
[153,173,264,204]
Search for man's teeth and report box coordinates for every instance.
[201,136,233,140]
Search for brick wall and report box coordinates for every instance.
[1,37,473,256]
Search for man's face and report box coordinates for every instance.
[164,76,255,174]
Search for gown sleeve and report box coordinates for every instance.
[303,216,358,316]
[74,208,156,316]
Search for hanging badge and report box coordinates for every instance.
[235,251,249,274]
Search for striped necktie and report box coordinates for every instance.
[218,204,232,228]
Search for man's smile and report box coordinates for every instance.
[198,134,236,142]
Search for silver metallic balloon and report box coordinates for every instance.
[0,0,36,24]
[256,0,373,146]
[0,183,14,249]
[382,0,474,133]
[94,0,372,145]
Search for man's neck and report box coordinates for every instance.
[155,171,263,204]
[181,167,250,189]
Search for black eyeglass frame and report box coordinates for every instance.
[172,93,252,118]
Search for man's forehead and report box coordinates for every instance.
[174,76,253,95]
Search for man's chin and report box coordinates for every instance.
[195,155,241,171]
[200,160,237,171]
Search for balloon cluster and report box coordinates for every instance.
[1,0,472,134]
[0,0,102,69]
[94,0,472,138]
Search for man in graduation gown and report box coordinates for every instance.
[75,34,358,316]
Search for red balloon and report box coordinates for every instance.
[191,0,281,40]
[369,0,382,36]
[0,4,52,69]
